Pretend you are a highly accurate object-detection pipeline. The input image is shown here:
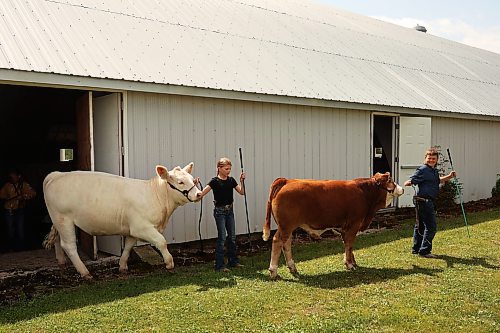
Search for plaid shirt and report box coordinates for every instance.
[0,181,36,210]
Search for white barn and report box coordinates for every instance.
[0,0,499,258]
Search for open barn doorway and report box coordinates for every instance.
[372,114,399,207]
[0,84,88,254]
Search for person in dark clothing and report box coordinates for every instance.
[404,148,456,258]
[0,169,36,251]
[197,157,246,272]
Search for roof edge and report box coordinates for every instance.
[1,69,498,121]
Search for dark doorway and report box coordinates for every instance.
[372,115,394,175]
[0,84,85,253]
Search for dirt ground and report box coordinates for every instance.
[1,197,498,306]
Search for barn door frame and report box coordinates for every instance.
[76,91,97,260]
[92,92,125,256]
[371,112,400,207]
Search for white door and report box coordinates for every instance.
[93,93,123,256]
[398,116,431,207]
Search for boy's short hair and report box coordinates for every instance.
[425,148,439,157]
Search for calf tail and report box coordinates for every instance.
[263,178,288,241]
[43,226,58,249]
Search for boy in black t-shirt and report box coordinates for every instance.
[197,158,246,271]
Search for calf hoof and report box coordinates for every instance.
[345,263,356,271]
[269,269,281,280]
[288,265,300,278]
[57,262,69,270]
[82,274,94,281]
[119,267,129,274]
[269,274,282,281]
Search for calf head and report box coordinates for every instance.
[156,163,202,203]
[373,172,404,206]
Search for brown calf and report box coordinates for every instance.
[262,172,403,279]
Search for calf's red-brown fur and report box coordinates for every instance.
[263,172,402,279]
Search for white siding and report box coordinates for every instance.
[432,117,500,201]
[127,92,371,243]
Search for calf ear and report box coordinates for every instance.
[156,165,169,179]
[183,162,194,174]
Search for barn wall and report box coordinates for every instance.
[126,92,371,243]
[431,117,500,201]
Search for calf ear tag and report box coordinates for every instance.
[156,165,169,178]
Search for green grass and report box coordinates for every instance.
[1,208,499,333]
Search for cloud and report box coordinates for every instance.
[373,16,500,55]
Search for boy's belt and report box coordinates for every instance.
[215,203,233,210]
[413,196,433,203]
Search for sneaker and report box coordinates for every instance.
[216,267,230,272]
[229,263,244,268]
[419,253,437,259]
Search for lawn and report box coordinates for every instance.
[1,208,499,333]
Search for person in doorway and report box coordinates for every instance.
[197,157,246,272]
[403,148,456,258]
[0,168,36,251]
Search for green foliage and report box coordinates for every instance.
[1,208,499,333]
[491,174,500,197]
[433,146,462,211]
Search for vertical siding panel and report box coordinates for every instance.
[270,104,281,178]
[203,99,218,240]
[326,108,335,179]
[184,97,197,242]
[296,105,306,178]
[280,104,290,178]
[302,106,313,179]
[288,104,298,178]
[320,107,332,179]
[338,109,346,179]
[232,100,245,236]
[260,101,275,230]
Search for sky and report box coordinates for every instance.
[317,0,500,54]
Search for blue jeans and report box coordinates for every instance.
[4,209,25,251]
[213,207,239,270]
[413,200,437,255]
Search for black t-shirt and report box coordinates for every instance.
[208,176,238,206]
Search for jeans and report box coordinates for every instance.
[412,200,437,255]
[4,209,25,251]
[213,207,239,270]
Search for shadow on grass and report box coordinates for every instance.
[283,265,442,289]
[435,255,500,269]
[0,208,497,324]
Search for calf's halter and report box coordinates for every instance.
[167,182,197,202]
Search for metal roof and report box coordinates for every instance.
[1,0,499,117]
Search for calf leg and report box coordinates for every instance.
[119,236,137,273]
[341,230,357,270]
[131,226,174,270]
[282,236,298,277]
[269,229,284,280]
[54,232,68,268]
[57,223,92,279]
